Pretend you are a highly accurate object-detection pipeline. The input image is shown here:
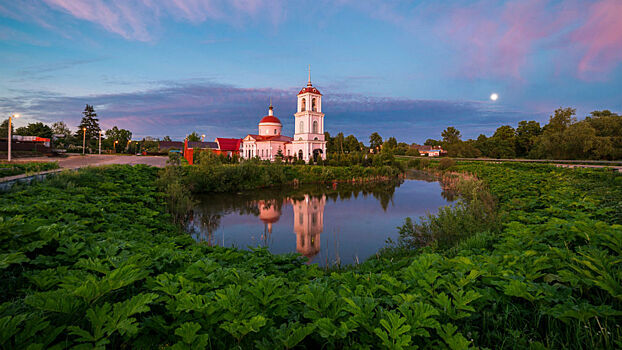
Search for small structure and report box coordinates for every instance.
[182,139,220,164]
[214,138,242,157]
[413,145,444,157]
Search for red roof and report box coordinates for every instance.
[215,138,242,151]
[298,86,322,95]
[259,115,281,124]
[247,135,293,142]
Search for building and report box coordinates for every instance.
[241,71,327,162]
[214,138,242,157]
[414,145,444,157]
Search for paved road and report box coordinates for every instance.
[12,154,168,169]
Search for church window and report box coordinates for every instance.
[312,120,318,134]
[274,129,277,134]
[301,98,306,112]
[299,121,304,133]
[298,150,303,159]
[314,137,318,141]
[312,98,317,111]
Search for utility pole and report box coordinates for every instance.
[7,114,19,162]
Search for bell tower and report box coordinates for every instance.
[292,65,326,161]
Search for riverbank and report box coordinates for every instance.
[1,162,621,348]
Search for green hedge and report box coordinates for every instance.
[0,161,59,177]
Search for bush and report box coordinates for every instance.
[438,158,456,170]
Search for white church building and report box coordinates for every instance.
[240,71,327,162]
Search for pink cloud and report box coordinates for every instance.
[572,0,622,80]
[37,0,285,42]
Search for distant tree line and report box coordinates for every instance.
[424,108,622,160]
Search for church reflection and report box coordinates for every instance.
[253,195,326,259]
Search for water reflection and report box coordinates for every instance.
[187,174,455,265]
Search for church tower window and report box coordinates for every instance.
[301,98,306,112]
[312,98,317,111]
[299,121,304,133]
[312,120,318,134]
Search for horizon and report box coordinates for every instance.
[1,0,621,143]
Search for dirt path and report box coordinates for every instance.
[13,154,168,169]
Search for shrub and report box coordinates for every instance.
[438,158,456,170]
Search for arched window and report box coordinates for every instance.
[299,121,304,133]
[312,120,318,134]
[314,137,318,141]
[298,150,303,159]
[274,129,277,134]
[312,98,317,111]
[301,98,306,112]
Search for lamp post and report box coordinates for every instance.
[82,127,86,155]
[114,140,118,153]
[201,134,206,142]
[98,130,102,155]
[7,114,19,162]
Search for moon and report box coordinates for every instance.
[490,93,499,101]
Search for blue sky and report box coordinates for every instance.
[1,0,621,143]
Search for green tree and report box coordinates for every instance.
[441,127,461,144]
[335,132,345,154]
[384,137,398,150]
[105,126,133,153]
[52,121,72,138]
[0,119,13,138]
[344,134,360,153]
[187,132,201,142]
[15,122,53,138]
[424,139,442,147]
[77,104,101,142]
[515,121,541,157]
[369,132,383,153]
[162,135,172,142]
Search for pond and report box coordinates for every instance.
[186,171,456,266]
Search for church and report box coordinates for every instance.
[240,71,327,162]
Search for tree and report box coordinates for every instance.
[162,135,172,142]
[344,135,360,153]
[545,107,576,133]
[105,126,132,153]
[441,127,461,144]
[335,132,345,154]
[52,121,72,138]
[369,132,382,153]
[424,139,442,147]
[515,121,541,157]
[187,132,201,142]
[15,122,53,138]
[0,119,13,138]
[384,137,398,150]
[77,104,101,141]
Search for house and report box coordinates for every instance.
[414,145,444,157]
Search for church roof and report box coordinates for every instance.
[215,138,242,151]
[246,134,293,142]
[259,115,281,124]
[298,86,322,95]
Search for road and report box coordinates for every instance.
[396,155,622,172]
[12,154,168,169]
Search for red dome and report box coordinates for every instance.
[259,115,281,124]
[298,86,322,95]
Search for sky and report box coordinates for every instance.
[1,0,621,143]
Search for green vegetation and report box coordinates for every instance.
[0,161,59,177]
[427,108,622,160]
[1,162,621,348]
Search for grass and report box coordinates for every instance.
[0,161,59,178]
[0,162,620,348]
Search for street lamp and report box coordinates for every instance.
[98,130,102,155]
[7,113,19,162]
[82,127,87,155]
[201,134,206,142]
[114,140,118,153]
